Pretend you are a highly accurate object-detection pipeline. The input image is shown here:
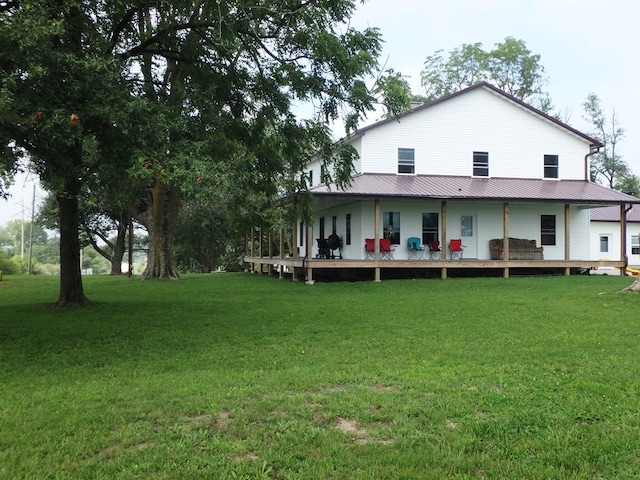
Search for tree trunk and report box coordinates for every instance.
[56,176,90,307]
[110,217,128,275]
[142,179,181,279]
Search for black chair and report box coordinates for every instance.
[316,238,330,259]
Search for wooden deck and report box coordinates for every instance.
[243,255,627,282]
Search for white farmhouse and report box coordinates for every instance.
[246,82,639,281]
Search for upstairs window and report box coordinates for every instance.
[473,151,489,177]
[398,148,415,174]
[308,169,313,186]
[541,214,556,246]
[544,154,559,179]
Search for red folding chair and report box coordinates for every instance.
[364,238,375,259]
[380,238,395,260]
[429,241,441,260]
[448,239,465,260]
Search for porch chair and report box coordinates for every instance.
[407,237,425,260]
[448,239,465,260]
[380,237,396,260]
[429,240,441,260]
[364,238,376,259]
[316,238,330,259]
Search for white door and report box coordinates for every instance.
[460,214,477,259]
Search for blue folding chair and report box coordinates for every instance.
[407,237,425,260]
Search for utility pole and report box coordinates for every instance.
[27,184,35,275]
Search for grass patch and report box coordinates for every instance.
[1,273,639,479]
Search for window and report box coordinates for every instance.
[320,165,325,183]
[319,217,325,240]
[308,169,313,186]
[473,151,489,177]
[346,213,352,245]
[600,235,609,253]
[541,215,556,246]
[632,235,639,255]
[544,154,559,179]
[398,148,415,174]
[332,216,337,235]
[422,212,439,244]
[461,215,473,237]
[383,211,401,244]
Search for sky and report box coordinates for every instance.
[1,0,638,226]
[346,0,639,164]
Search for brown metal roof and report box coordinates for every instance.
[348,82,603,148]
[310,174,640,204]
[591,204,640,222]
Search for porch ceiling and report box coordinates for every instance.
[310,174,640,205]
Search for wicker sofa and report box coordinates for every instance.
[489,238,544,260]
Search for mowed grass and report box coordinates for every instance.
[1,273,640,479]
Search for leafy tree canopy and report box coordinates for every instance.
[420,37,552,111]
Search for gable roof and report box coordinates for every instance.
[310,174,640,205]
[347,82,603,148]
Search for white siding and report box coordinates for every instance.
[359,87,590,180]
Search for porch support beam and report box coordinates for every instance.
[305,225,314,284]
[621,203,628,275]
[441,201,447,260]
[564,204,571,275]
[374,198,381,281]
[503,202,510,278]
[279,228,285,279]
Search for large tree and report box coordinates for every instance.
[420,37,552,111]
[1,1,407,300]
[0,1,136,305]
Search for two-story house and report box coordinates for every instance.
[245,82,639,282]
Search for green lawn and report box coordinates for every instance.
[1,273,639,479]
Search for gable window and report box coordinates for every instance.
[398,148,415,174]
[422,212,439,244]
[632,235,639,255]
[473,151,489,177]
[600,235,610,253]
[544,154,559,179]
[346,213,352,245]
[383,211,401,244]
[541,215,556,246]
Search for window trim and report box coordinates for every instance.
[544,154,559,179]
[383,211,401,245]
[397,148,415,175]
[599,234,610,253]
[541,214,556,246]
[473,151,489,177]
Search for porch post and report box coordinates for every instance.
[268,232,274,276]
[564,204,571,275]
[621,204,628,275]
[306,225,314,284]
[503,202,509,278]
[374,198,381,281]
[279,228,285,279]
[441,200,447,278]
[291,222,300,282]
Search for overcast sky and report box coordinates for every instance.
[1,0,638,226]
[348,0,639,166]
